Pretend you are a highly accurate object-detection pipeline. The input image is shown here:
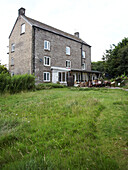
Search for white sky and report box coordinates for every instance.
[0,0,128,65]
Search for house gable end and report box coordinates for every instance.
[9,16,32,39]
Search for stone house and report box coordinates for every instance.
[9,7,101,85]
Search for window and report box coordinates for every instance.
[43,72,50,82]
[82,63,86,70]
[11,57,14,66]
[76,73,81,82]
[82,51,85,58]
[66,60,71,68]
[11,44,15,52]
[66,47,70,55]
[44,40,50,51]
[58,72,66,82]
[21,24,25,34]
[11,72,14,76]
[44,56,50,66]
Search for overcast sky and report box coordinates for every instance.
[0,0,128,65]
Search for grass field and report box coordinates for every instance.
[0,88,128,170]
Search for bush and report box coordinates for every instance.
[36,83,65,90]
[0,73,11,94]
[10,74,35,94]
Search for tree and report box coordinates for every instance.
[91,61,105,72]
[103,37,128,78]
[0,65,9,74]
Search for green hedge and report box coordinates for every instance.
[0,73,11,94]
[36,83,65,90]
[0,74,35,94]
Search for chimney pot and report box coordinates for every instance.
[18,7,25,16]
[74,32,79,38]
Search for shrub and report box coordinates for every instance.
[10,74,35,94]
[0,73,11,94]
[36,83,65,90]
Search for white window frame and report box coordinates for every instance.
[44,56,50,66]
[44,40,50,51]
[21,23,25,34]
[11,57,14,65]
[82,63,86,70]
[43,72,50,82]
[11,43,15,52]
[11,72,14,76]
[66,46,70,55]
[82,51,85,58]
[58,72,66,83]
[76,73,81,83]
[66,60,71,68]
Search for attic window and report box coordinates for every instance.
[21,24,25,34]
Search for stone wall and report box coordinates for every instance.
[34,28,91,82]
[9,16,32,75]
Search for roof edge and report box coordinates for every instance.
[32,25,91,47]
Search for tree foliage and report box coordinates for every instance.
[0,65,9,74]
[92,37,128,78]
[91,61,104,72]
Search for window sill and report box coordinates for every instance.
[44,49,50,52]
[20,32,25,36]
[44,65,50,67]
[44,80,50,82]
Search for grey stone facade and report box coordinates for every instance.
[9,8,100,84]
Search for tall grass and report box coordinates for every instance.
[0,88,128,169]
[0,73,11,94]
[0,74,35,94]
[10,74,35,94]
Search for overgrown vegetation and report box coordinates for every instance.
[0,67,35,94]
[0,88,127,169]
[10,74,35,94]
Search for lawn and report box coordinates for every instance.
[0,88,128,169]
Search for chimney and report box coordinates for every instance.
[74,32,79,38]
[18,7,25,16]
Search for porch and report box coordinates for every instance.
[51,67,102,86]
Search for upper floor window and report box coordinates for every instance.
[43,72,50,82]
[11,43,15,52]
[21,24,25,34]
[44,40,50,51]
[66,60,71,68]
[82,63,86,70]
[66,47,70,55]
[44,56,50,66]
[82,51,85,58]
[11,57,14,66]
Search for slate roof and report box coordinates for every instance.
[24,16,91,47]
[9,13,91,47]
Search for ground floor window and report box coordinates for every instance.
[58,72,66,82]
[76,73,81,82]
[43,72,50,82]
